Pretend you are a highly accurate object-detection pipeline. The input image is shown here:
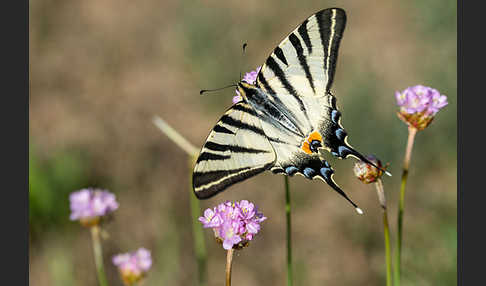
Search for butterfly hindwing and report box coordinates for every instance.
[237,82,361,208]
[256,8,346,97]
[193,102,277,199]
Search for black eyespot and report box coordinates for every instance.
[310,140,322,153]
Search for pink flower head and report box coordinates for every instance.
[199,200,266,250]
[69,188,118,226]
[395,85,448,130]
[113,248,152,285]
[233,66,262,104]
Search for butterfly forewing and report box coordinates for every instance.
[256,8,346,97]
[193,102,277,199]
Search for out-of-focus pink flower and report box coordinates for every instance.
[69,188,118,226]
[113,248,152,285]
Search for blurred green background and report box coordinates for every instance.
[29,0,456,285]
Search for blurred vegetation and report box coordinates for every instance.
[29,144,89,238]
[29,0,456,285]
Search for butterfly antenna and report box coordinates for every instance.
[239,42,248,81]
[199,84,238,95]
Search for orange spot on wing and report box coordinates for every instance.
[301,131,323,154]
[308,131,322,142]
[302,141,312,154]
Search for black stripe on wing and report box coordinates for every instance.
[264,57,309,119]
[289,33,315,93]
[196,152,231,163]
[204,142,271,154]
[220,114,267,136]
[315,8,346,92]
[218,107,288,145]
[193,163,274,199]
[273,47,288,66]
[232,102,259,116]
[213,124,235,135]
[298,18,312,54]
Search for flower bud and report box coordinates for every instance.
[354,155,384,184]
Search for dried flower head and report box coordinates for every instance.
[69,188,119,227]
[113,248,152,286]
[233,66,262,104]
[354,155,385,184]
[395,85,448,130]
[199,200,266,250]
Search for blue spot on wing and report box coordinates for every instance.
[320,167,333,180]
[303,167,316,178]
[335,129,347,141]
[285,166,299,176]
[331,110,341,124]
[338,145,352,157]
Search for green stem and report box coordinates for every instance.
[91,225,109,286]
[284,176,293,286]
[225,248,234,286]
[152,116,207,286]
[375,179,392,286]
[394,126,417,286]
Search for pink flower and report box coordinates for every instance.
[69,188,118,226]
[113,248,152,285]
[242,66,261,84]
[199,200,266,250]
[395,85,448,130]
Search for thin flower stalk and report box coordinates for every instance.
[225,248,235,286]
[354,155,392,286]
[375,178,392,286]
[284,176,293,286]
[91,225,109,286]
[394,126,417,286]
[152,116,207,286]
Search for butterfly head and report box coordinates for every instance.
[236,81,258,101]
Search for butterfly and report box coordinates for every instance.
[192,8,389,212]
